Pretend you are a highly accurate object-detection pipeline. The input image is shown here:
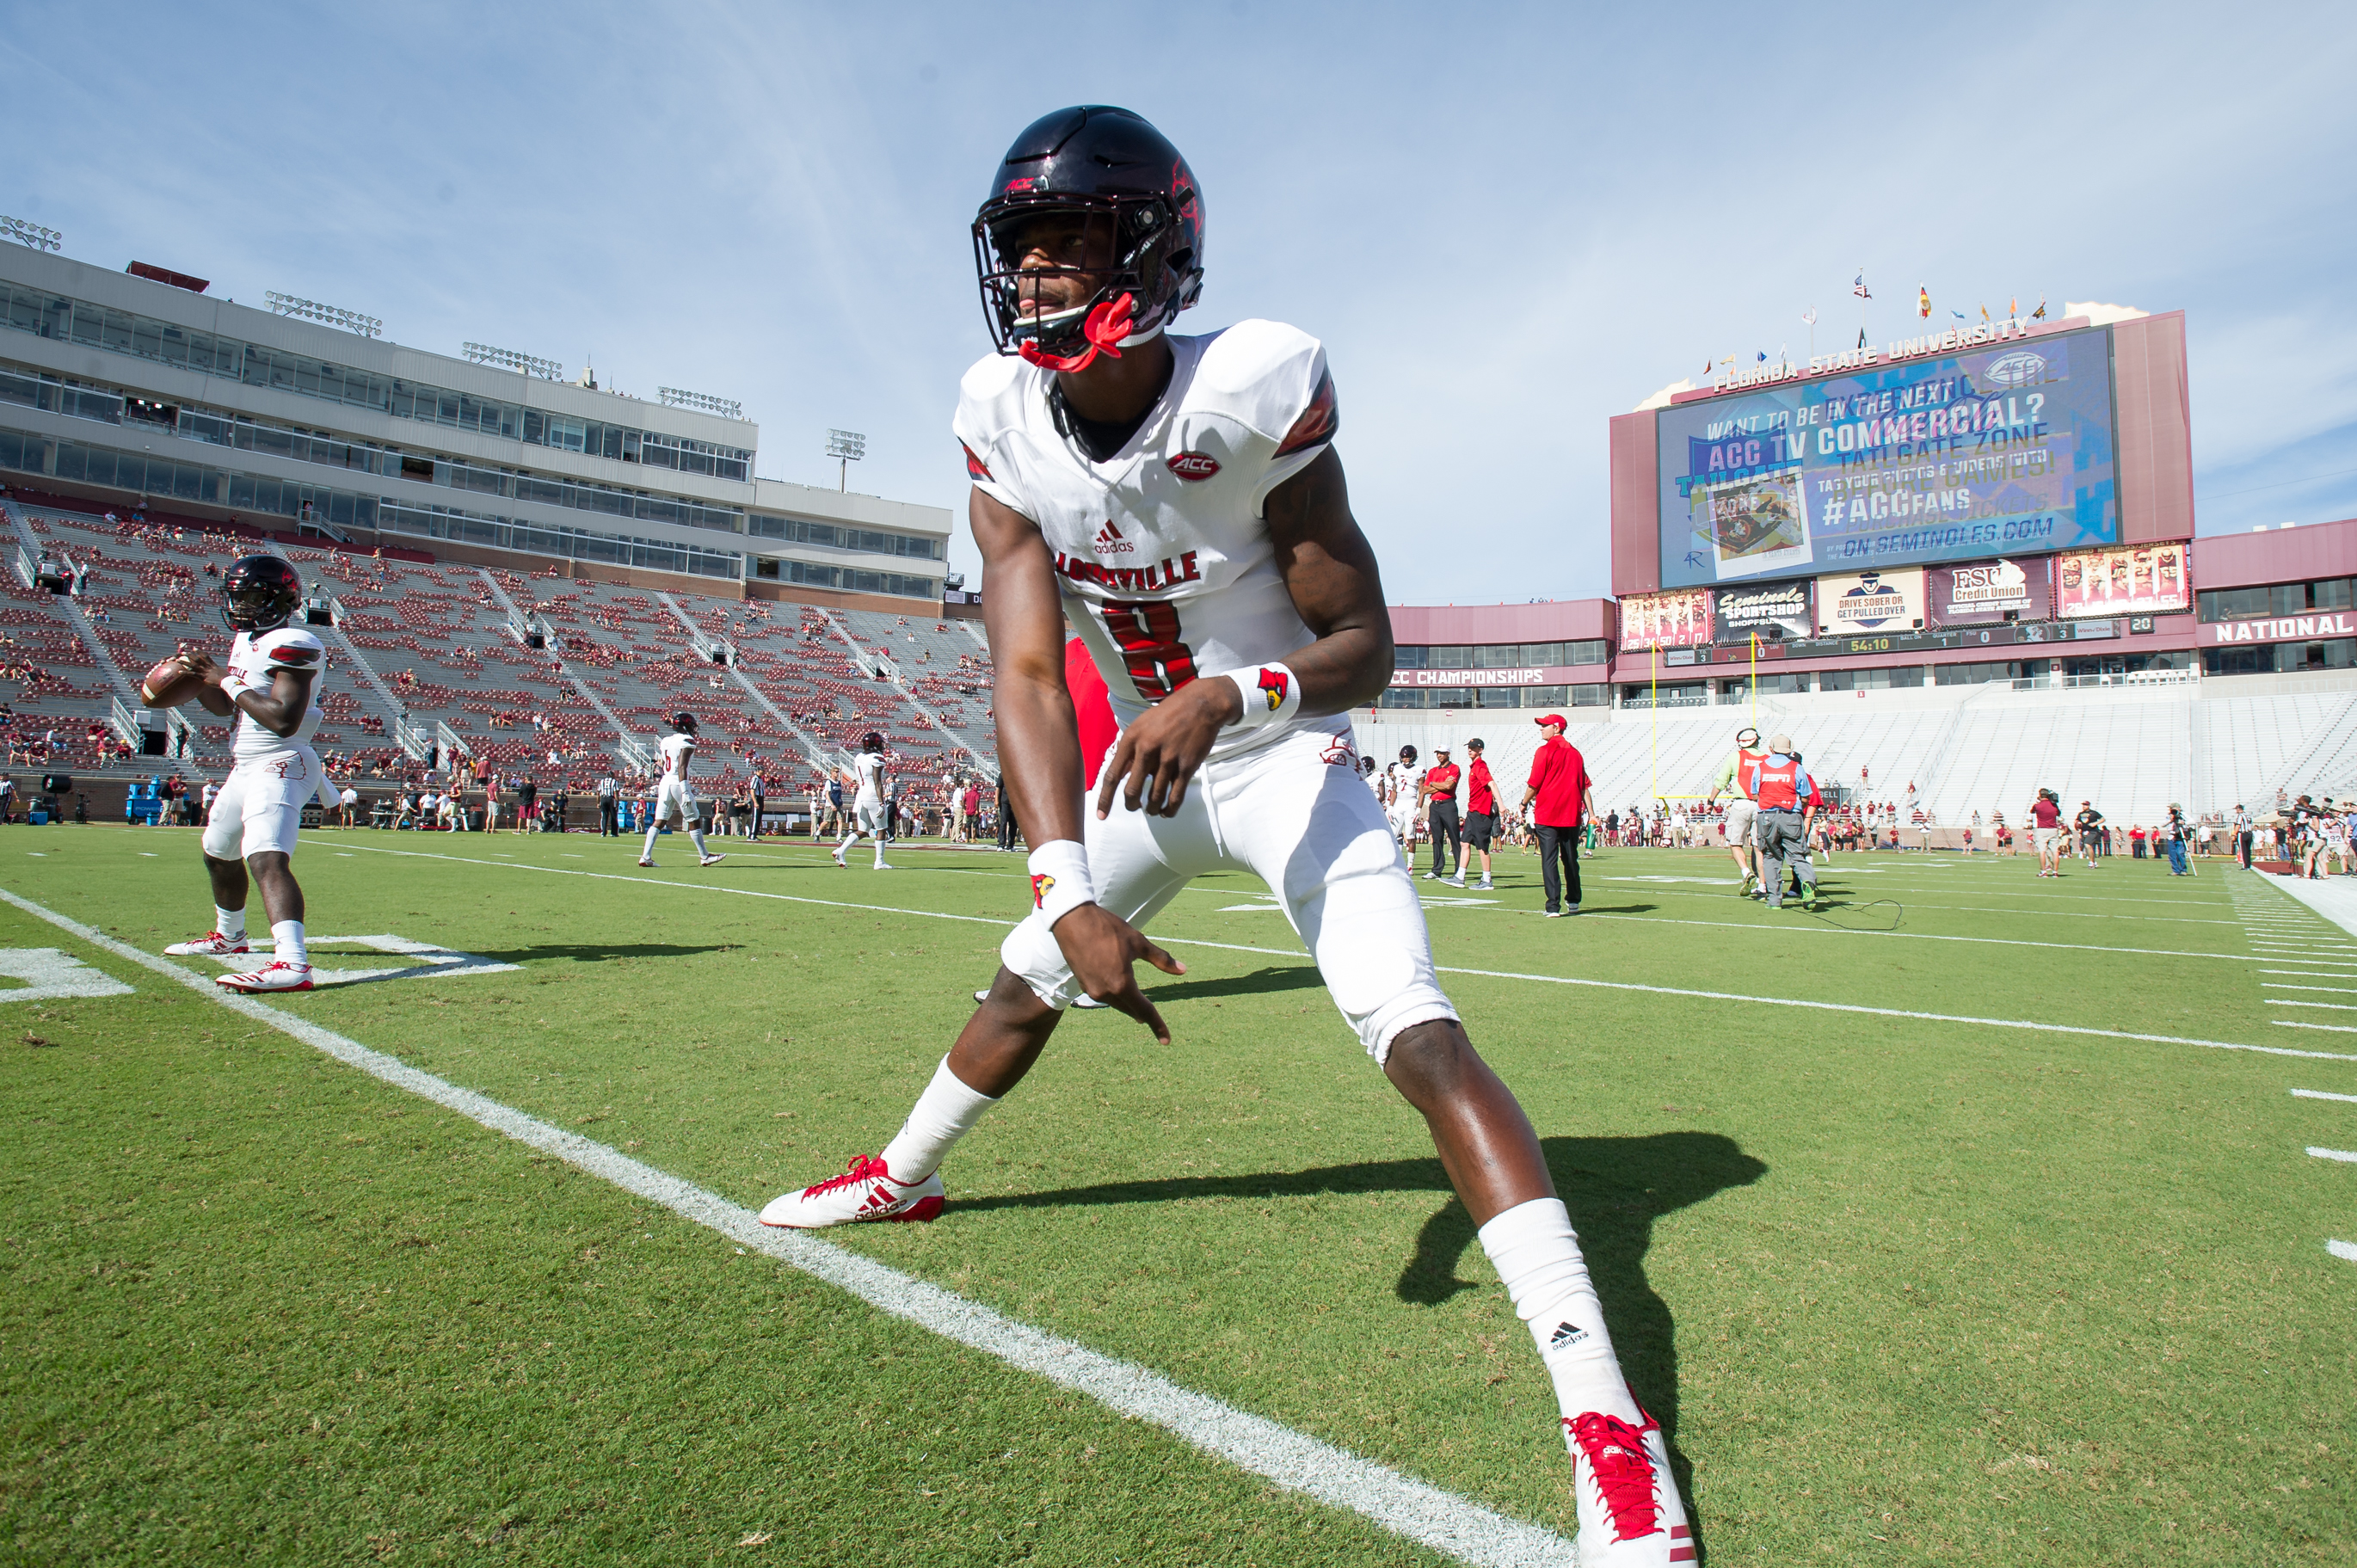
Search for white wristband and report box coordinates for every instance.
[1222,662,1302,730]
[1026,840,1095,929]
[218,675,252,702]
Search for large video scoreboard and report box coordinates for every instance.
[1609,312,2195,615]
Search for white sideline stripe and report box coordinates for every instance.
[317,844,2357,1062]
[2330,1240,2357,1263]
[2260,970,2357,980]
[2292,1088,2357,1103]
[2270,984,2357,994]
[0,887,1575,1568]
[2277,1020,2357,1036]
[2267,999,2357,1011]
[2308,1147,2357,1164]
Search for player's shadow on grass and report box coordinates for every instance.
[1565,902,1657,915]
[472,942,742,964]
[957,1132,1761,1530]
[1147,965,1327,1003]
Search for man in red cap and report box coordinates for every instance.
[1520,713,1595,917]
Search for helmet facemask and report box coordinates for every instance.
[975,194,1199,373]
[220,556,303,633]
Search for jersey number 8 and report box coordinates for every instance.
[1100,600,1198,700]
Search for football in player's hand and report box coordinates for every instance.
[140,655,202,709]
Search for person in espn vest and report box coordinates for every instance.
[1707,725,1768,897]
[162,556,337,992]
[756,105,1692,1565]
[1741,735,1820,911]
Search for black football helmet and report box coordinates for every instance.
[221,555,303,633]
[673,712,698,735]
[973,106,1204,372]
[861,730,885,753]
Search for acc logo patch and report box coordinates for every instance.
[1031,872,1054,908]
[1981,350,2047,389]
[1166,452,1221,482]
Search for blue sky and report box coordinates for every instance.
[5,2,2351,603]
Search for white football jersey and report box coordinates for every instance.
[953,320,1339,763]
[226,627,325,762]
[852,750,885,807]
[659,733,695,781]
[1385,761,1425,812]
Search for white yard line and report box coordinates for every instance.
[2292,1088,2357,1104]
[2266,999,2357,1012]
[2269,984,2357,994]
[2307,1147,2357,1164]
[317,843,2357,1063]
[2329,1240,2357,1263]
[2276,1021,2357,1036]
[0,886,1576,1568]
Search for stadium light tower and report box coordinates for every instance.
[826,428,866,492]
[1,215,62,253]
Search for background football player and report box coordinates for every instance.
[162,556,329,993]
[638,712,723,868]
[832,731,892,870]
[758,106,1690,1565]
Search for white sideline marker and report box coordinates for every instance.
[2292,1088,2357,1103]
[0,886,1577,1568]
[2308,1147,2357,1164]
[2329,1240,2357,1263]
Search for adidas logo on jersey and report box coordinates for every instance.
[1093,520,1135,555]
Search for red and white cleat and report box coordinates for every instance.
[164,931,249,957]
[637,858,656,868]
[215,960,315,994]
[1565,1399,1692,1565]
[699,854,727,867]
[758,1153,945,1228]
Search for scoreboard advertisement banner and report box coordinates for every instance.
[1656,324,2120,588]
[2054,542,2190,619]
[1618,587,1714,651]
[1713,580,1812,643]
[1929,558,2050,624]
[1815,568,1928,636]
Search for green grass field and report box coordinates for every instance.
[2,824,2350,1565]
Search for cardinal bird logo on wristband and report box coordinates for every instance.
[1031,872,1054,909]
[1256,667,1290,713]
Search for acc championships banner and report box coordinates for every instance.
[1618,587,1714,651]
[1816,569,1927,636]
[1656,324,2119,588]
[2055,542,2189,619]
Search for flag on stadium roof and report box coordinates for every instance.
[2033,296,2047,319]
[1800,306,1818,326]
[1951,310,1966,320]
[1854,274,1871,299]
[1918,285,1931,319]
[1980,304,1991,322]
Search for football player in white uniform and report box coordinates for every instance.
[759,107,1690,1562]
[638,712,724,869]
[163,556,329,993]
[1385,743,1425,859]
[832,731,891,870]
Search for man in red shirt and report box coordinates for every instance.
[1457,737,1497,890]
[1519,714,1595,917]
[1420,744,1462,882]
[2028,788,2065,877]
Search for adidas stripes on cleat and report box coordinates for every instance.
[165,931,249,957]
[758,1154,945,1228]
[214,961,315,994]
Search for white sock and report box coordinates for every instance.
[215,905,246,939]
[271,919,308,966]
[1478,1197,1640,1423]
[877,1057,999,1183]
[690,827,709,856]
[642,824,661,859]
[837,831,855,856]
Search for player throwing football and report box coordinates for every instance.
[638,712,723,869]
[163,556,331,993]
[760,107,1692,1564]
